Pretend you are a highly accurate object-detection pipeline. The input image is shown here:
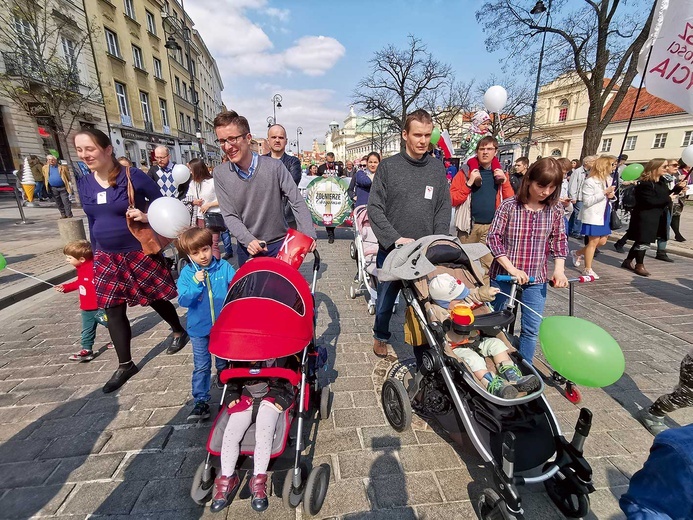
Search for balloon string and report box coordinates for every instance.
[6,267,56,287]
[496,291,545,320]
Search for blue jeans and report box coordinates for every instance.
[191,335,227,404]
[373,247,402,341]
[220,230,233,256]
[656,208,672,252]
[236,239,283,268]
[569,201,583,237]
[35,181,46,199]
[491,280,547,363]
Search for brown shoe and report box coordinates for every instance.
[621,258,634,271]
[373,339,388,357]
[633,264,650,277]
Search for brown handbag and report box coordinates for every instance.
[124,167,171,255]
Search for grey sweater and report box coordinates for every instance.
[213,155,316,247]
[367,152,452,250]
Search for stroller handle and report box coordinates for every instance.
[549,275,596,287]
[312,249,321,272]
[495,275,536,283]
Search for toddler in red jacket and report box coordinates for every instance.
[55,240,108,361]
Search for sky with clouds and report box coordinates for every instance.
[186,0,510,154]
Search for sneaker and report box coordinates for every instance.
[638,409,669,436]
[487,375,519,399]
[582,268,599,280]
[210,473,241,513]
[187,402,211,422]
[249,474,269,512]
[68,349,94,362]
[570,251,583,267]
[498,364,540,393]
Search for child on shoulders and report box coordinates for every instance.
[176,227,236,423]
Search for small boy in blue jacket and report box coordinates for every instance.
[177,227,236,422]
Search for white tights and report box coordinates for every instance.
[220,400,281,476]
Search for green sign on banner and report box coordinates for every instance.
[304,177,353,227]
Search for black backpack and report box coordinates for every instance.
[621,185,636,211]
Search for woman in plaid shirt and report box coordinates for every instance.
[487,158,569,363]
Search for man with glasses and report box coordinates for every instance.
[212,111,315,267]
[265,124,302,229]
[147,146,185,198]
[450,136,513,271]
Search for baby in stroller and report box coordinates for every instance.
[211,357,296,513]
[427,273,540,399]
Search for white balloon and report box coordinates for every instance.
[682,145,693,167]
[147,197,191,238]
[171,164,191,186]
[484,85,508,113]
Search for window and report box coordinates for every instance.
[653,133,667,148]
[105,29,120,57]
[601,138,612,152]
[683,131,693,147]
[61,37,77,68]
[159,99,169,126]
[182,81,188,101]
[153,57,162,79]
[624,136,637,151]
[179,112,185,132]
[174,76,181,96]
[124,0,135,20]
[186,115,192,133]
[132,45,144,69]
[145,10,156,35]
[550,149,562,157]
[140,91,151,123]
[115,82,129,116]
[557,99,569,122]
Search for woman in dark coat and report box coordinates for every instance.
[622,158,685,277]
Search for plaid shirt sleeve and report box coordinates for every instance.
[549,205,569,260]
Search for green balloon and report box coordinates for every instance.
[430,127,441,145]
[621,163,644,181]
[539,316,625,388]
[0,253,5,271]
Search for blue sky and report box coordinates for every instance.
[187,0,513,153]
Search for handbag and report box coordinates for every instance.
[125,167,171,255]
[204,211,226,232]
[609,208,622,231]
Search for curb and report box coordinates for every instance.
[0,265,75,311]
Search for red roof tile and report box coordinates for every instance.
[604,86,686,122]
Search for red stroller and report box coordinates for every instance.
[189,253,331,516]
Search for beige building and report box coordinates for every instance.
[326,107,399,163]
[0,0,107,175]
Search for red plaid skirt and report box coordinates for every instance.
[94,250,177,308]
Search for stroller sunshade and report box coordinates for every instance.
[209,257,314,361]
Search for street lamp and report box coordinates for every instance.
[296,126,303,154]
[267,116,275,128]
[162,0,203,158]
[272,94,282,124]
[525,0,551,158]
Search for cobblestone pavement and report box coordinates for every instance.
[0,224,691,519]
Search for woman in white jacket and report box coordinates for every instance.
[571,156,616,279]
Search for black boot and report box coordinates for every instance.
[614,237,627,253]
[102,362,139,393]
[655,251,674,263]
[671,215,686,242]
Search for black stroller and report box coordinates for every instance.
[378,236,595,520]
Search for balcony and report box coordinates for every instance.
[120,114,132,126]
[2,52,80,92]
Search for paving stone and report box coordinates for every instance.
[435,467,489,502]
[116,451,187,481]
[29,414,105,440]
[607,453,649,480]
[0,437,51,464]
[0,419,40,442]
[331,376,374,392]
[583,432,631,458]
[90,409,153,431]
[345,507,418,520]
[76,395,137,416]
[45,453,125,484]
[100,426,172,453]
[414,501,477,519]
[398,444,463,472]
[163,425,209,451]
[369,472,442,508]
[351,390,380,408]
[0,483,74,518]
[132,390,191,410]
[39,431,112,460]
[607,428,656,456]
[360,426,418,449]
[316,478,371,518]
[60,480,146,515]
[312,427,362,456]
[0,459,60,489]
[585,487,629,520]
[338,450,402,479]
[333,407,386,428]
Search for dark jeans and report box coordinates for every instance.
[236,239,283,268]
[53,186,73,217]
[568,201,583,237]
[35,181,47,200]
[373,247,402,341]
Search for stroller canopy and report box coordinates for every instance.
[209,257,314,361]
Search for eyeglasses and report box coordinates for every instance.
[214,133,247,146]
[360,164,367,167]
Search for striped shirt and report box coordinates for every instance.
[487,197,568,284]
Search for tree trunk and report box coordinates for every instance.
[580,102,605,159]
[55,128,81,206]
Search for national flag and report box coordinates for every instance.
[438,130,454,158]
[638,0,693,114]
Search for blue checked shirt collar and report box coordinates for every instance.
[231,152,258,180]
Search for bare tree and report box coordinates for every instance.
[353,35,451,152]
[476,0,655,158]
[0,0,102,171]
[423,76,475,137]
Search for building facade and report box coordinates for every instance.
[0,0,107,175]
[325,107,399,163]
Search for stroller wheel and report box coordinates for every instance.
[544,466,590,518]
[303,464,330,516]
[282,463,308,510]
[476,488,519,520]
[381,378,412,432]
[349,241,357,259]
[319,385,332,420]
[368,303,376,315]
[565,384,582,404]
[349,284,357,299]
[190,461,216,505]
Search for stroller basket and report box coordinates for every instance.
[219,367,300,386]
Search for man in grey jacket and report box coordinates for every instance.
[212,111,316,267]
[368,109,451,357]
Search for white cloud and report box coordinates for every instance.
[284,36,346,77]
